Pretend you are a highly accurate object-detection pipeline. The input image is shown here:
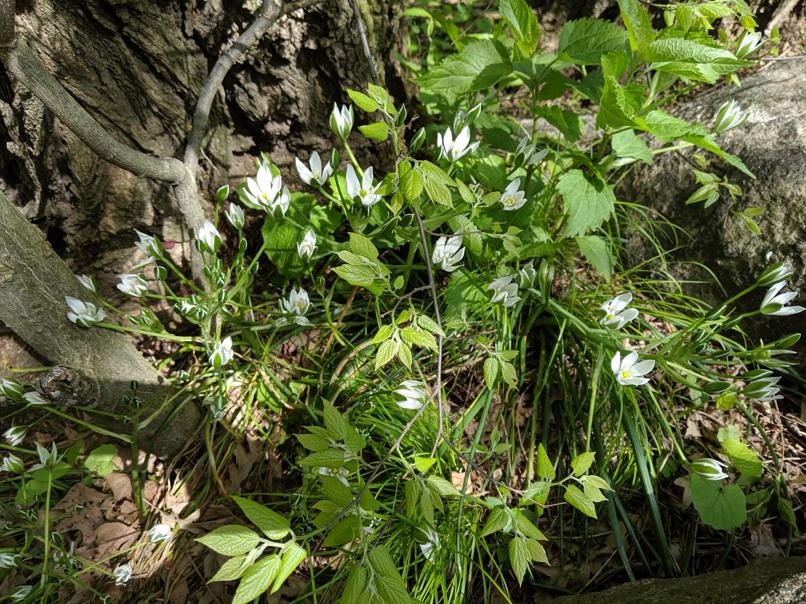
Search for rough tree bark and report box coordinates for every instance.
[0,188,201,455]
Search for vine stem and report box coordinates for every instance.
[414,210,446,457]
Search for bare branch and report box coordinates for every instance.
[184,0,321,181]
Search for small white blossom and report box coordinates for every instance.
[760,281,804,316]
[735,30,762,59]
[225,203,245,230]
[330,103,354,138]
[712,100,747,135]
[0,454,24,473]
[345,165,381,207]
[690,458,729,481]
[611,351,655,387]
[281,287,311,325]
[23,391,49,406]
[600,293,639,330]
[10,585,32,602]
[431,235,464,273]
[499,178,526,211]
[0,378,25,400]
[112,563,133,586]
[297,229,317,261]
[436,126,478,162]
[147,523,173,544]
[0,553,18,568]
[134,230,160,258]
[488,276,521,308]
[65,296,107,327]
[210,336,233,369]
[756,262,791,287]
[243,164,288,216]
[295,151,333,186]
[116,274,148,297]
[77,274,96,293]
[395,380,427,410]
[4,426,25,447]
[519,262,537,288]
[195,220,222,253]
[419,527,441,562]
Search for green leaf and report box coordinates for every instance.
[299,449,346,468]
[418,39,512,100]
[721,439,762,480]
[397,342,412,368]
[535,105,582,142]
[271,543,307,593]
[483,357,499,389]
[359,121,389,141]
[559,18,629,65]
[427,476,460,497]
[232,496,291,540]
[232,555,280,604]
[340,566,369,604]
[500,0,540,56]
[690,474,747,530]
[323,400,347,441]
[348,232,379,260]
[84,444,118,476]
[481,506,512,537]
[571,451,596,476]
[414,456,437,473]
[401,327,438,351]
[576,235,614,280]
[417,314,445,336]
[611,129,652,164]
[423,176,452,206]
[564,484,597,518]
[509,535,530,584]
[525,538,549,564]
[375,339,398,370]
[347,89,379,112]
[513,511,547,540]
[617,0,655,55]
[400,167,424,202]
[197,525,261,557]
[373,324,395,343]
[558,170,615,237]
[536,444,556,480]
[634,109,707,141]
[295,433,330,452]
[209,555,250,583]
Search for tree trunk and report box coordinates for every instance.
[0,0,403,291]
[0,188,201,456]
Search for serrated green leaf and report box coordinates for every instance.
[232,496,290,540]
[571,451,596,476]
[617,0,655,55]
[400,167,424,202]
[500,0,540,56]
[559,18,629,65]
[339,566,369,604]
[347,89,379,113]
[558,170,615,237]
[397,341,413,368]
[536,444,555,480]
[208,555,250,583]
[611,129,652,164]
[376,339,398,370]
[481,506,511,537]
[525,537,549,564]
[576,235,614,280]
[197,525,261,557]
[424,177,452,206]
[509,536,530,584]
[428,476,460,497]
[564,484,597,518]
[299,449,346,468]
[513,511,546,540]
[401,327,438,351]
[414,456,437,473]
[323,400,347,441]
[359,121,389,141]
[348,232,379,260]
[721,439,762,480]
[483,357,499,389]
[373,324,395,343]
[233,555,280,604]
[418,39,512,100]
[417,314,445,336]
[271,543,307,593]
[295,433,331,452]
[535,105,582,142]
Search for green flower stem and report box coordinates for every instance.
[40,471,52,586]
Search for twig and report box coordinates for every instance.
[414,210,445,457]
[349,0,379,84]
[184,0,320,184]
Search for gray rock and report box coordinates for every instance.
[621,59,806,356]
[553,556,806,603]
